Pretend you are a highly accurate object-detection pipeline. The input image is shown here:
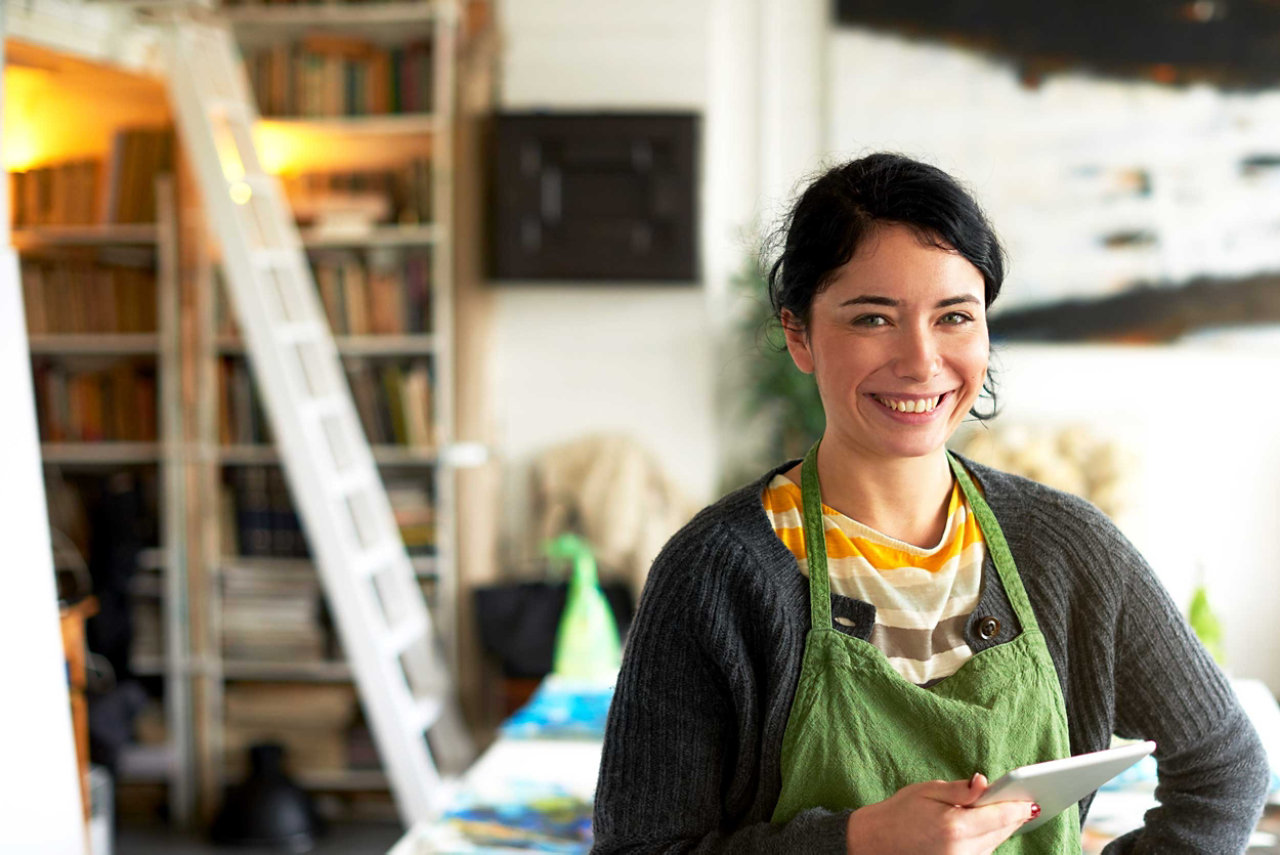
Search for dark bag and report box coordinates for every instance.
[473,581,633,679]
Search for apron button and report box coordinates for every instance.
[977,616,1001,640]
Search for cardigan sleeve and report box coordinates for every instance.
[1101,536,1269,854]
[591,527,851,855]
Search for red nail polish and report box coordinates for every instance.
[1030,804,1041,819]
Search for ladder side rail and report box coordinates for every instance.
[164,22,455,824]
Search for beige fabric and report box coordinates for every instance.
[533,434,699,597]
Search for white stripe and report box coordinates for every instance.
[875,594,982,630]
[887,643,974,685]
[764,506,804,531]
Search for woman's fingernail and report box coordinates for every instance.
[970,773,982,787]
[1030,804,1041,819]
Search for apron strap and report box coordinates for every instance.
[800,442,832,630]
[946,452,1042,635]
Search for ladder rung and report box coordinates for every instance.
[355,545,405,579]
[299,395,346,422]
[208,99,256,123]
[382,616,428,658]
[251,249,299,270]
[242,173,277,191]
[273,320,328,344]
[329,467,375,499]
[414,696,443,732]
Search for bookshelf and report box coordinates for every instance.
[186,0,461,814]
[17,167,193,825]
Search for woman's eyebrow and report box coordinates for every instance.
[837,294,981,308]
[838,295,898,307]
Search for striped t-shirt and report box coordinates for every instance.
[761,474,987,686]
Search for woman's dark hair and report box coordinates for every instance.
[765,152,1004,420]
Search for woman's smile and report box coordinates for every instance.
[865,394,957,419]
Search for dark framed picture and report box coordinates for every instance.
[491,113,699,283]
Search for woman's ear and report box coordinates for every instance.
[781,310,815,375]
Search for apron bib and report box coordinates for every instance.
[771,443,1079,854]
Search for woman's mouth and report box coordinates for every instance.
[870,392,949,414]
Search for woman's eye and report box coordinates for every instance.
[852,314,889,327]
[939,312,973,325]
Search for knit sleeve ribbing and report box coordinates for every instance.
[1097,517,1268,853]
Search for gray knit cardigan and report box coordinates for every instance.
[591,456,1269,854]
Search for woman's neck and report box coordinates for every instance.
[785,436,955,549]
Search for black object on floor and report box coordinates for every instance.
[211,744,322,852]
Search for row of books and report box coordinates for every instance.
[281,159,433,227]
[349,358,436,448]
[224,467,308,558]
[22,257,158,335]
[223,0,402,5]
[33,360,158,443]
[244,36,434,118]
[9,128,173,228]
[316,251,433,335]
[219,356,435,448]
[218,249,433,337]
[221,466,438,557]
[10,161,99,228]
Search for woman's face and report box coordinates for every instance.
[783,224,990,463]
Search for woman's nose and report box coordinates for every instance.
[894,328,941,381]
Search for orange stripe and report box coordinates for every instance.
[765,479,984,573]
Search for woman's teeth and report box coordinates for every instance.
[876,395,941,413]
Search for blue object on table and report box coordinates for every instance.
[444,791,592,853]
[500,676,616,740]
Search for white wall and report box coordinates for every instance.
[492,0,720,557]
[982,342,1280,691]
[0,8,90,849]
[491,0,836,558]
[0,247,86,853]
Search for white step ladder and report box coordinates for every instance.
[161,18,472,824]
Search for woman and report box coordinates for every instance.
[591,153,1269,854]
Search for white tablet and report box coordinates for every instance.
[971,741,1156,835]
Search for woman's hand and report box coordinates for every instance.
[845,774,1038,855]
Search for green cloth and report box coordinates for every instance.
[770,443,1079,853]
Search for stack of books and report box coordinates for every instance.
[281,159,433,227]
[221,564,328,662]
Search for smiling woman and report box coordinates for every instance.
[591,153,1269,855]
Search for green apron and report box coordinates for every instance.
[771,443,1080,854]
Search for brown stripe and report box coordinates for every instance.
[869,613,971,662]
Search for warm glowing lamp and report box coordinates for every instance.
[3,66,47,172]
